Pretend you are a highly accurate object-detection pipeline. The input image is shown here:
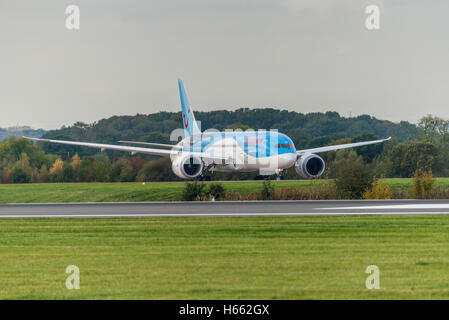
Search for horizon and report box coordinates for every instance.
[0,107,426,131]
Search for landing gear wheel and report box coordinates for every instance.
[195,171,212,181]
[275,169,285,181]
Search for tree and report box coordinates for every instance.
[1,163,13,183]
[12,166,30,183]
[49,158,64,182]
[17,152,34,181]
[78,160,94,182]
[109,158,127,182]
[37,164,49,183]
[352,132,383,162]
[418,115,449,144]
[62,162,75,182]
[333,150,374,199]
[137,158,178,182]
[92,161,109,182]
[120,165,137,182]
[128,156,145,172]
[383,141,440,177]
[71,154,81,168]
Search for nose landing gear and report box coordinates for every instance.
[275,169,285,181]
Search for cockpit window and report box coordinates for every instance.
[276,143,293,149]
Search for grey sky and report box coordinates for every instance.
[1,0,448,129]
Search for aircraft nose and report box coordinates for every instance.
[288,152,297,164]
[279,152,297,169]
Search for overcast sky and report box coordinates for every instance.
[1,0,449,129]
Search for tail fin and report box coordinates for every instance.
[178,79,201,137]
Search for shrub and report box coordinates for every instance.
[363,178,393,200]
[261,179,275,200]
[223,182,338,201]
[207,183,226,200]
[333,151,374,199]
[224,192,260,201]
[274,184,338,200]
[181,181,207,201]
[423,186,449,199]
[410,169,434,199]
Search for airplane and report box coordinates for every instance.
[25,80,391,180]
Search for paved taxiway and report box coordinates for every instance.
[2,200,449,218]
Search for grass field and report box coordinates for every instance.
[2,215,449,299]
[1,178,449,203]
[1,179,449,299]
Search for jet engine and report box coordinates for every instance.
[295,154,325,178]
[172,154,204,179]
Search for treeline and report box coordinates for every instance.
[0,137,179,183]
[41,108,420,156]
[0,126,46,141]
[2,111,449,183]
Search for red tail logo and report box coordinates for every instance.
[183,109,191,128]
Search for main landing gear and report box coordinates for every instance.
[194,164,214,181]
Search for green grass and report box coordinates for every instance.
[2,178,449,203]
[387,177,449,192]
[2,215,449,299]
[0,180,326,203]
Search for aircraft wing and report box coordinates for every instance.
[297,137,391,155]
[24,137,230,163]
[25,137,174,157]
[118,141,183,149]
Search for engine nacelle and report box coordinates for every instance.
[295,154,325,178]
[172,154,204,179]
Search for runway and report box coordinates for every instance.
[2,200,449,218]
